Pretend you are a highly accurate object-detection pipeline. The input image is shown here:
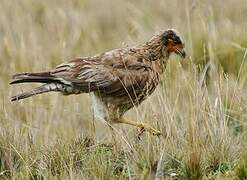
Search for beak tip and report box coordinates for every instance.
[175,48,187,58]
[181,49,187,58]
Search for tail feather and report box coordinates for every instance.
[10,71,74,101]
[11,84,49,101]
[10,84,60,101]
[10,72,58,85]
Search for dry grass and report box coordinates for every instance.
[0,0,247,179]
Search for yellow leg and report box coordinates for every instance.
[106,124,117,153]
[116,117,162,136]
[109,125,117,145]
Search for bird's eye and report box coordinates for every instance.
[174,38,183,45]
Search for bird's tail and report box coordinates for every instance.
[10,84,55,101]
[10,72,63,101]
[10,72,59,85]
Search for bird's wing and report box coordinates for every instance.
[50,49,154,97]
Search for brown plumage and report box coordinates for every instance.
[10,29,186,136]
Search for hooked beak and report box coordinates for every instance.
[175,48,186,58]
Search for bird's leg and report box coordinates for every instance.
[108,124,117,145]
[108,124,120,154]
[116,117,162,136]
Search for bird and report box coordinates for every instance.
[10,29,186,137]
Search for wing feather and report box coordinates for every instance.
[49,50,154,96]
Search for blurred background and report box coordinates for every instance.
[0,0,247,179]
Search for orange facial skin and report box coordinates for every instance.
[166,39,186,58]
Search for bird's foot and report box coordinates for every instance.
[137,125,162,139]
[148,127,162,136]
[137,127,146,140]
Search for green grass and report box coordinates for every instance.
[0,0,247,179]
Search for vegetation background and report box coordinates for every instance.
[0,0,247,179]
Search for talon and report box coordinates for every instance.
[137,127,146,139]
[150,129,162,136]
[142,127,162,137]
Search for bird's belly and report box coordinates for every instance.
[91,78,159,121]
[91,92,134,121]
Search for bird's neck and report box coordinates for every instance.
[141,35,169,74]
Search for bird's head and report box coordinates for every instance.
[161,29,186,58]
